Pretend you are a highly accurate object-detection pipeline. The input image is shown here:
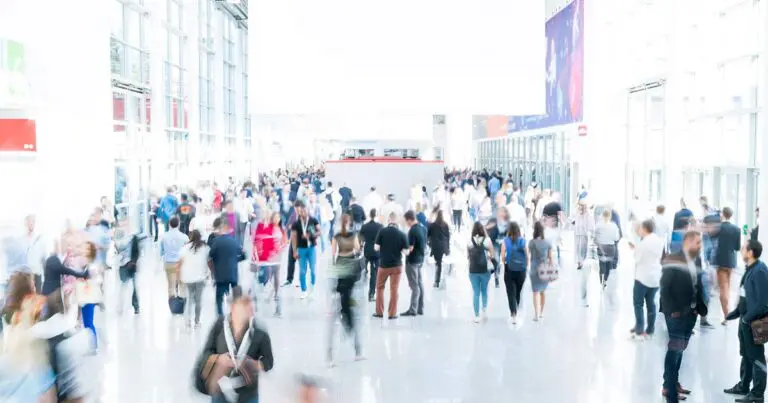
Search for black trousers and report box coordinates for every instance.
[739,321,767,396]
[286,244,297,283]
[433,252,446,285]
[149,216,158,241]
[33,274,42,294]
[336,276,357,333]
[504,270,526,316]
[452,210,463,230]
[366,256,380,299]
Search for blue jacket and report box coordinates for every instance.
[208,234,244,284]
[734,260,768,323]
[158,194,179,223]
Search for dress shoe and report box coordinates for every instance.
[401,311,417,317]
[724,384,749,395]
[735,393,764,402]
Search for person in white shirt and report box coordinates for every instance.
[379,194,404,228]
[652,205,671,253]
[179,230,210,328]
[234,188,255,241]
[506,195,528,235]
[450,187,465,232]
[631,219,665,339]
[362,187,384,218]
[190,204,215,241]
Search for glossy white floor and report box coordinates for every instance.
[90,231,748,403]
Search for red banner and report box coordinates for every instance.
[0,118,36,152]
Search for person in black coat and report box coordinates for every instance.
[715,207,742,324]
[427,210,451,288]
[194,287,273,403]
[724,240,768,402]
[41,255,90,296]
[359,209,384,302]
[659,231,708,403]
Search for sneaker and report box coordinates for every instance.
[473,316,481,323]
[282,281,291,287]
[372,313,383,318]
[511,316,517,325]
[433,282,440,288]
[300,292,308,300]
[735,393,764,402]
[700,318,715,329]
[724,384,749,395]
[661,388,687,401]
[481,309,488,321]
[631,332,649,341]
[388,315,399,320]
[354,355,366,362]
[273,311,282,318]
[401,311,417,317]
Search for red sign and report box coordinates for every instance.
[0,118,37,152]
[578,124,587,137]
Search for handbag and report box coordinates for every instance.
[751,316,768,344]
[536,247,559,282]
[74,279,102,306]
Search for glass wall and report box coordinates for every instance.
[474,133,573,211]
[111,0,250,235]
[624,0,761,227]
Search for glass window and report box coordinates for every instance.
[722,114,751,166]
[719,1,759,60]
[125,8,142,48]
[112,1,124,39]
[168,32,182,65]
[722,57,758,111]
[111,38,124,76]
[113,92,126,122]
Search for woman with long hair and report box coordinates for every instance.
[180,230,210,328]
[529,221,553,320]
[427,209,451,288]
[327,214,364,366]
[499,222,529,324]
[467,222,494,323]
[252,211,287,317]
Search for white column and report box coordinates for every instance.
[186,2,201,182]
[147,0,169,190]
[445,114,473,168]
[213,12,226,180]
[758,0,768,247]
[0,0,113,235]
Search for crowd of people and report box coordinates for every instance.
[1,165,767,403]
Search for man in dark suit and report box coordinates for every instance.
[724,239,768,402]
[208,217,245,316]
[660,230,708,403]
[359,209,384,302]
[716,207,742,325]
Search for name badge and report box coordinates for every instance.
[740,286,746,297]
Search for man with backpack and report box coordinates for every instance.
[500,222,528,324]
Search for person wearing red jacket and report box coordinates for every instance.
[252,212,287,317]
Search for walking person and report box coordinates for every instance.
[630,219,665,340]
[291,200,321,299]
[327,214,365,367]
[252,212,287,317]
[467,222,495,323]
[115,219,140,315]
[595,209,621,289]
[209,218,245,316]
[359,209,383,301]
[401,210,426,317]
[500,222,528,324]
[161,216,189,303]
[180,230,209,328]
[659,230,708,403]
[373,212,408,320]
[724,239,768,402]
[427,210,451,288]
[529,221,553,321]
[715,206,742,325]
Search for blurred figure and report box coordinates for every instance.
[529,221,553,321]
[209,218,246,316]
[427,210,451,288]
[326,214,364,366]
[251,212,286,317]
[595,210,620,288]
[716,207,741,325]
[359,209,383,301]
[115,219,140,315]
[158,187,180,232]
[630,219,664,340]
[194,287,274,403]
[467,222,494,323]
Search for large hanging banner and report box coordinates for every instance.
[0,38,36,152]
[508,0,584,133]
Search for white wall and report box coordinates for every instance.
[0,0,113,236]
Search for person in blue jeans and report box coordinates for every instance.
[291,200,321,299]
[631,220,665,339]
[467,222,495,323]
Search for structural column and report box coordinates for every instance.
[758,0,768,247]
[445,114,473,169]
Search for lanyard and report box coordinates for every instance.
[301,218,309,236]
[223,315,253,371]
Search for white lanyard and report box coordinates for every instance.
[301,218,309,236]
[223,315,253,371]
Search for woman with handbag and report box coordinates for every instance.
[326,214,364,367]
[194,287,274,403]
[529,221,554,321]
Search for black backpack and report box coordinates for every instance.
[468,237,488,273]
